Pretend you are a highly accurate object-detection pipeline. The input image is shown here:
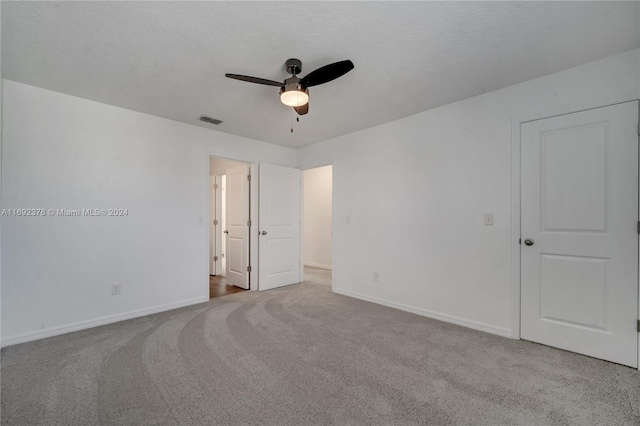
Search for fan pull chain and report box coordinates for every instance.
[289,111,300,133]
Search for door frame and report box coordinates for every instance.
[510,91,640,369]
[300,162,335,290]
[209,175,223,276]
[207,156,258,291]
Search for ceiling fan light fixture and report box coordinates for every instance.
[280,83,309,107]
[226,58,354,117]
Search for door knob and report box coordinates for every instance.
[223,230,229,234]
[524,238,534,246]
[261,231,267,235]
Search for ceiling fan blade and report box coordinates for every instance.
[294,102,309,116]
[225,74,282,87]
[300,60,354,87]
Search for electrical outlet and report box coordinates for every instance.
[111,284,121,296]
[373,272,380,282]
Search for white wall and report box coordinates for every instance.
[298,49,640,337]
[209,157,246,176]
[1,5,3,346]
[303,165,332,269]
[1,80,296,345]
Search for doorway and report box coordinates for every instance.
[519,101,639,367]
[208,160,311,293]
[209,156,251,298]
[302,165,333,287]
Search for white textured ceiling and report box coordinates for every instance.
[3,1,639,148]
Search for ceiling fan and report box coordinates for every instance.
[225,58,354,115]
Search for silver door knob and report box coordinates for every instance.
[524,238,534,246]
[261,231,267,235]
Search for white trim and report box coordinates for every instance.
[249,163,258,291]
[1,296,209,348]
[510,91,640,343]
[303,262,332,270]
[510,116,523,339]
[331,162,335,292]
[333,288,512,338]
[299,169,305,283]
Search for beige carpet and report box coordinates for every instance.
[2,272,639,425]
[303,265,332,286]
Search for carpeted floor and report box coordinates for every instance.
[2,269,639,425]
[303,265,332,286]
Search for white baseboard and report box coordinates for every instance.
[303,262,332,270]
[332,288,512,338]
[1,296,210,348]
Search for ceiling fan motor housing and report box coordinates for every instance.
[285,58,302,75]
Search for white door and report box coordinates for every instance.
[214,176,223,275]
[220,175,227,277]
[521,101,638,367]
[209,175,223,275]
[209,176,221,275]
[225,165,250,289]
[259,163,301,291]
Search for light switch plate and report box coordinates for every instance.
[484,213,494,225]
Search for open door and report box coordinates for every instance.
[259,163,301,291]
[225,165,250,289]
[209,175,222,275]
[209,176,217,275]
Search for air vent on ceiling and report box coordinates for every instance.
[199,115,223,125]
